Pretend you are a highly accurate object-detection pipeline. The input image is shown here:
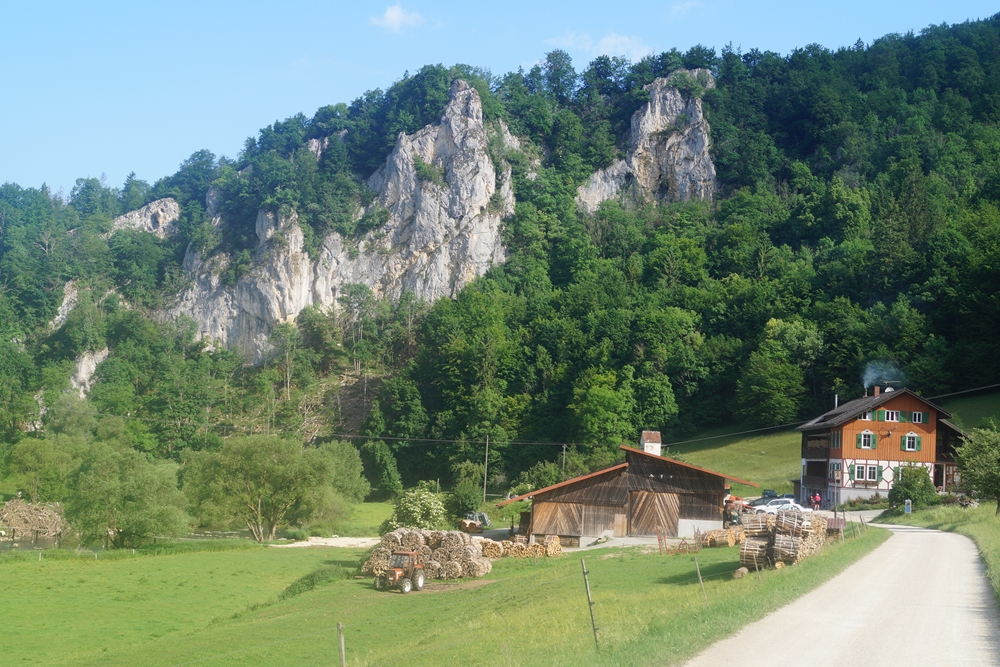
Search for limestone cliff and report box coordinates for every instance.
[107,198,181,239]
[170,80,513,362]
[577,69,716,213]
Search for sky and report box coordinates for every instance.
[1,1,996,196]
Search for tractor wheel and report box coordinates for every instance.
[414,570,425,590]
[398,577,412,594]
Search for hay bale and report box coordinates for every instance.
[440,561,463,580]
[481,539,504,559]
[423,560,442,579]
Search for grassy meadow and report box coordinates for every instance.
[334,501,394,536]
[1,529,887,666]
[938,390,1000,430]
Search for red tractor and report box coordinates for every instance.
[374,551,425,594]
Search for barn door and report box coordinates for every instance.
[628,491,679,536]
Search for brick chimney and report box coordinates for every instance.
[639,431,662,457]
[874,385,880,397]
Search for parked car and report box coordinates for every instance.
[742,497,772,511]
[781,494,796,499]
[755,499,814,514]
[761,489,778,498]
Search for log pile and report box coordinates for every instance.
[700,527,745,548]
[737,510,831,570]
[0,498,66,538]
[362,527,562,580]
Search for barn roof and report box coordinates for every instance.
[496,447,757,507]
[797,388,951,433]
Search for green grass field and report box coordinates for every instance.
[2,529,886,667]
[334,501,394,536]
[665,426,801,496]
[938,390,1000,430]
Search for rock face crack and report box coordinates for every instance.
[170,79,514,363]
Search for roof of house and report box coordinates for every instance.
[940,418,969,438]
[796,388,951,433]
[640,430,661,443]
[496,446,757,507]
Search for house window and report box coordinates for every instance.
[902,433,921,452]
[861,432,874,449]
[867,465,879,481]
[912,412,924,424]
[830,432,842,448]
[860,411,873,421]
[884,410,899,422]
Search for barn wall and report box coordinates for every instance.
[679,493,725,521]
[531,501,583,535]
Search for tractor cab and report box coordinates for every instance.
[375,550,425,594]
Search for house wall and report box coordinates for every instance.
[836,394,937,464]
[829,457,934,498]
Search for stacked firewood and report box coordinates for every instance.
[700,526,745,548]
[0,498,66,538]
[738,511,831,569]
[362,527,562,580]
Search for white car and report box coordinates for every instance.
[754,499,814,514]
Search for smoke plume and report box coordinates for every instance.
[862,361,905,389]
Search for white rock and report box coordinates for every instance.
[70,348,109,398]
[48,281,78,331]
[107,198,181,239]
[170,79,513,363]
[577,69,716,213]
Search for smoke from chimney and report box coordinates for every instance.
[862,361,905,390]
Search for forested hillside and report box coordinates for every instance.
[2,16,999,513]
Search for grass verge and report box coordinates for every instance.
[60,528,886,666]
[879,504,1000,598]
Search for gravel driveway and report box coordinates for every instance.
[682,524,1000,667]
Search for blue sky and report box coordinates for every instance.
[1,1,996,196]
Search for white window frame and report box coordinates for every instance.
[904,433,918,452]
[911,412,924,424]
[884,410,900,422]
[867,465,879,481]
[860,430,874,449]
[860,411,873,421]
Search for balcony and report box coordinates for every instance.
[802,475,828,489]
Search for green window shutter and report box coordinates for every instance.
[872,433,878,447]
[877,465,884,481]
[849,465,855,481]
[900,435,907,451]
[877,409,885,422]
[900,411,908,423]
[924,412,930,424]
[856,433,863,449]
[916,436,922,452]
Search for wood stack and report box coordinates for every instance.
[741,513,775,537]
[423,560,442,579]
[772,534,802,564]
[0,498,66,539]
[361,546,393,575]
[462,558,492,578]
[440,561,463,579]
[481,539,504,558]
[544,536,562,557]
[775,510,812,537]
[701,526,745,548]
[740,537,770,569]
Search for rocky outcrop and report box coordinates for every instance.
[577,69,716,213]
[170,80,513,362]
[70,348,109,398]
[108,198,181,239]
[48,281,78,331]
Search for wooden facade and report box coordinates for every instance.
[498,447,755,539]
[797,387,967,503]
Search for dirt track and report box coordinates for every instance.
[682,524,1000,667]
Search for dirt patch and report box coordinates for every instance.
[419,579,497,594]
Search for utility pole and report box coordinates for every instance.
[483,434,489,503]
[562,443,567,475]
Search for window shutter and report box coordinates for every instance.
[900,411,908,423]
[916,436,922,452]
[856,433,863,449]
[849,464,855,481]
[877,409,885,421]
[924,412,929,424]
[872,433,878,447]
[900,435,907,451]
[877,465,884,481]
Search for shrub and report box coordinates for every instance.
[379,488,447,533]
[888,465,937,508]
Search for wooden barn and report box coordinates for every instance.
[498,435,756,540]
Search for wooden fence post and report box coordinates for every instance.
[694,557,708,605]
[338,622,346,667]
[581,559,599,650]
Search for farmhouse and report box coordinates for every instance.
[498,432,756,541]
[796,385,967,505]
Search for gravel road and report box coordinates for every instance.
[682,524,1000,667]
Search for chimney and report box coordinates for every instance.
[640,431,662,457]
[874,386,880,397]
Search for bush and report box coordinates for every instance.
[888,465,938,509]
[379,488,447,533]
[284,528,308,541]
